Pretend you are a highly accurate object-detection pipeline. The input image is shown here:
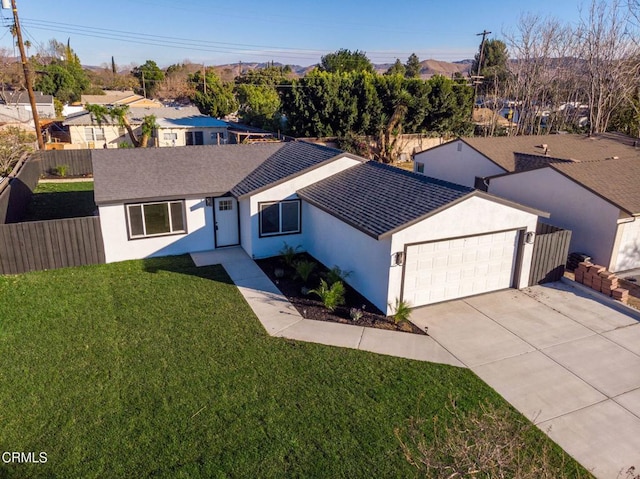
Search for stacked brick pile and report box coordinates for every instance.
[574,261,629,304]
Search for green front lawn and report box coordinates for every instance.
[0,256,589,478]
[22,181,95,221]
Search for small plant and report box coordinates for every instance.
[273,267,285,279]
[389,298,412,324]
[279,242,301,268]
[295,259,316,284]
[349,307,364,322]
[325,265,352,286]
[53,164,69,177]
[310,279,345,312]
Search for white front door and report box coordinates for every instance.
[214,197,239,247]
[402,229,521,306]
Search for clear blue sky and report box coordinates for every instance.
[0,0,584,68]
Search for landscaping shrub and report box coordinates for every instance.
[389,298,412,324]
[325,265,352,286]
[294,259,316,284]
[310,279,345,312]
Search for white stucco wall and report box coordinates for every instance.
[489,168,621,270]
[413,140,506,187]
[156,127,227,147]
[99,198,215,263]
[242,156,362,259]
[613,217,640,271]
[69,124,137,149]
[303,203,393,314]
[389,195,538,303]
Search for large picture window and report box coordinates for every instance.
[126,201,186,239]
[259,200,301,237]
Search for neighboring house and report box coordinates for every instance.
[0,104,35,130]
[0,91,56,119]
[63,106,213,148]
[412,133,640,188]
[155,116,228,146]
[488,158,640,272]
[92,142,544,313]
[412,133,640,272]
[81,91,162,109]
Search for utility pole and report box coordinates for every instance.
[473,29,491,101]
[202,63,206,95]
[141,71,146,98]
[8,0,45,150]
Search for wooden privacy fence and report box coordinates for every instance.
[0,154,41,224]
[529,222,572,285]
[35,149,93,177]
[0,216,105,275]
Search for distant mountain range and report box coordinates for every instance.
[81,59,473,82]
[211,59,473,82]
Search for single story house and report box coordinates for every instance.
[412,133,640,188]
[155,116,228,146]
[92,142,544,313]
[64,106,218,148]
[487,158,640,272]
[412,133,640,272]
[0,91,56,119]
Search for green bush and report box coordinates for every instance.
[389,298,412,324]
[295,260,316,284]
[310,279,345,312]
[53,164,69,177]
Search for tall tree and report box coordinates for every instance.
[319,49,374,74]
[85,103,157,147]
[33,38,90,103]
[405,53,421,78]
[577,0,638,134]
[188,69,238,117]
[385,59,406,76]
[234,66,291,129]
[131,60,165,98]
[471,39,510,97]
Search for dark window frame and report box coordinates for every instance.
[125,200,187,240]
[258,199,301,238]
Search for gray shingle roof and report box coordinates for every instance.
[230,141,345,198]
[298,161,474,238]
[550,158,640,215]
[462,134,640,172]
[92,141,346,205]
[92,143,284,204]
[64,106,205,125]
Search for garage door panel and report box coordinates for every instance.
[403,230,520,307]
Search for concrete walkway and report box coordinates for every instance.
[191,248,462,367]
[192,248,640,478]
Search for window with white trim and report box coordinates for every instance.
[126,201,186,239]
[415,162,425,174]
[163,132,178,141]
[259,200,300,237]
[84,126,105,142]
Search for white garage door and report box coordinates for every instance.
[402,229,520,306]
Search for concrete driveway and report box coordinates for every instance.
[411,281,640,479]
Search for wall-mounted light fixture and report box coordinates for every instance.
[525,231,535,244]
[205,197,213,207]
[394,251,405,266]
